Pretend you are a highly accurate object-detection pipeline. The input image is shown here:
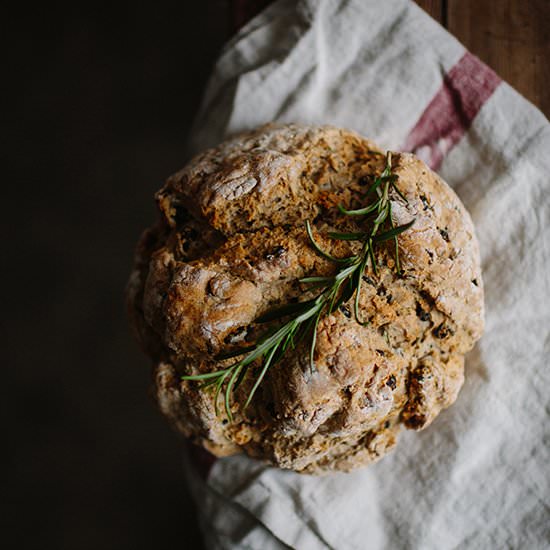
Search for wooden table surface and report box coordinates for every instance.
[415,0,549,118]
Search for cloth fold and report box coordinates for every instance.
[184,1,550,548]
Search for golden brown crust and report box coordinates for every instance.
[127,123,484,473]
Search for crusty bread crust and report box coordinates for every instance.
[127,123,484,473]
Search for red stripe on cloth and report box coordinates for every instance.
[402,52,501,170]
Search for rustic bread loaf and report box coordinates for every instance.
[127,123,484,473]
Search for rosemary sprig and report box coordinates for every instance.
[182,152,414,420]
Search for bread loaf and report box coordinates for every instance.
[127,123,484,473]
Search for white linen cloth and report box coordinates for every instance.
[183,1,550,548]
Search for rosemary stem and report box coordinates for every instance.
[182,150,414,420]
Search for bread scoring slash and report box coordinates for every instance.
[127,123,484,473]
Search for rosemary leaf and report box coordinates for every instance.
[368,238,378,276]
[332,278,355,312]
[214,375,225,417]
[244,345,278,408]
[353,254,370,325]
[373,202,390,225]
[293,312,317,348]
[391,180,408,203]
[299,276,334,284]
[234,363,249,390]
[327,231,369,241]
[372,219,415,243]
[338,202,381,217]
[305,220,351,263]
[224,365,243,422]
[309,312,321,373]
[334,262,360,282]
[388,202,402,274]
[199,377,223,390]
[256,300,315,323]
[216,346,255,361]
[182,369,232,381]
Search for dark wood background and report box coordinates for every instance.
[6,2,548,549]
